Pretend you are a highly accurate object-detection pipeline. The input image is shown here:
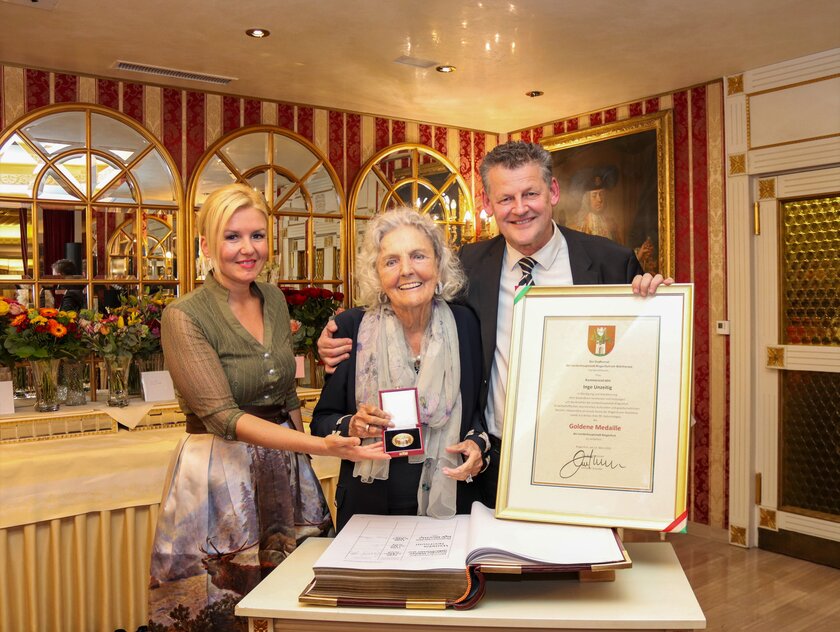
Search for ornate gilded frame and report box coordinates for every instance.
[541,111,674,278]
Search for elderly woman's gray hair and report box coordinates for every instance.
[355,207,467,309]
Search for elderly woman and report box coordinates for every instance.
[148,183,386,630]
[310,208,488,531]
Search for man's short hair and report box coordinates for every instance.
[51,259,77,276]
[479,141,553,193]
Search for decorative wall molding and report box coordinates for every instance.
[727,75,744,95]
[758,178,776,199]
[730,525,747,547]
[766,347,785,368]
[759,508,778,530]
[778,511,840,543]
[744,48,840,93]
[750,136,840,175]
[777,165,840,198]
[766,346,840,373]
[729,154,746,174]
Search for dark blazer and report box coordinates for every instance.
[458,224,644,408]
[310,304,487,530]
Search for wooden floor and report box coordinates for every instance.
[624,526,840,631]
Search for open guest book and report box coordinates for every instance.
[299,502,631,609]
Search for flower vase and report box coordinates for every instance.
[60,359,87,406]
[307,353,325,389]
[138,352,165,372]
[104,353,132,407]
[29,358,61,412]
[130,352,164,396]
[4,362,30,398]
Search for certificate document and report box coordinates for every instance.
[532,316,659,491]
[496,285,694,532]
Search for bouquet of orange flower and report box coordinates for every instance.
[2,306,85,360]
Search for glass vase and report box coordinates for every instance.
[130,352,164,396]
[306,353,325,389]
[29,358,61,412]
[104,353,132,407]
[60,359,87,406]
[138,351,165,373]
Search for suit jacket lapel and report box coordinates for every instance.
[559,224,598,285]
[476,236,505,374]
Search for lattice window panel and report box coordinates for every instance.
[779,370,840,520]
[779,196,840,346]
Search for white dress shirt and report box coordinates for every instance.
[485,224,574,438]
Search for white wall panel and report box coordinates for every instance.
[749,77,840,149]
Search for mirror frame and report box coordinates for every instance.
[0,104,185,305]
[186,125,346,293]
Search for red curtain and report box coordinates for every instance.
[41,208,75,273]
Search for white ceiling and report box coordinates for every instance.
[0,0,838,133]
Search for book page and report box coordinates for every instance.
[466,502,624,566]
[314,514,471,571]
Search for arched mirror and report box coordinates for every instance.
[188,127,345,293]
[347,143,474,302]
[0,105,183,310]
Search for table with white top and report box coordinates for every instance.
[236,538,705,631]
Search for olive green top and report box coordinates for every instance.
[161,271,300,440]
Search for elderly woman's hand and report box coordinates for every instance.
[324,433,391,462]
[442,440,483,481]
[350,403,393,438]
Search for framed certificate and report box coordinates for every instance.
[496,284,693,532]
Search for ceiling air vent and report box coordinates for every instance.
[393,56,438,69]
[113,61,236,86]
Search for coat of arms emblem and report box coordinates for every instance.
[588,325,616,356]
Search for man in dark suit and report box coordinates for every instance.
[320,141,669,506]
[459,140,664,506]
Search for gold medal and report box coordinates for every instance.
[392,432,414,448]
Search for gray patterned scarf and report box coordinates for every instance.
[353,299,462,518]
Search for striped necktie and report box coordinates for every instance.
[517,256,537,287]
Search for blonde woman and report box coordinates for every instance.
[148,183,386,630]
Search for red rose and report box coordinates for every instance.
[334,292,344,302]
[287,294,306,306]
[319,288,333,299]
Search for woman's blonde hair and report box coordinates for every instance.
[197,183,269,267]
[355,207,466,309]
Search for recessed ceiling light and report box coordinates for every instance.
[246,28,270,38]
[526,90,544,97]
[436,65,456,73]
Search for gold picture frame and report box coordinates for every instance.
[541,111,674,278]
[496,284,693,531]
